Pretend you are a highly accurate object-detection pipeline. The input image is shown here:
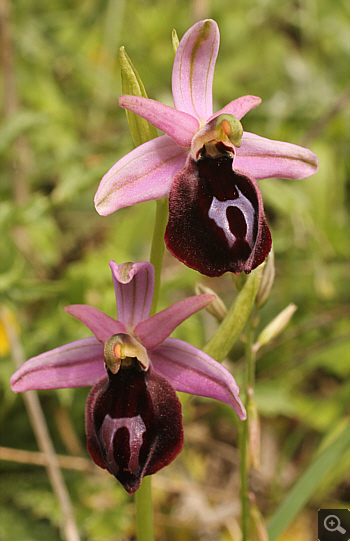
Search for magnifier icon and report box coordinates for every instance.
[324,515,346,534]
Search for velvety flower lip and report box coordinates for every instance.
[85,363,184,493]
[94,19,318,277]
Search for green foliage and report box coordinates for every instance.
[1,0,349,539]
[267,424,350,541]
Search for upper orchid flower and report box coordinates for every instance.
[94,19,318,277]
[11,260,245,494]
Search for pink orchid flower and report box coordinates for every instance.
[11,261,245,494]
[94,19,318,277]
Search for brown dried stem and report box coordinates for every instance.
[0,446,98,473]
[2,307,81,541]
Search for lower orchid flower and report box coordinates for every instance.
[94,19,318,277]
[11,261,246,494]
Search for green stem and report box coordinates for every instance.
[240,317,256,541]
[149,198,168,316]
[240,417,249,541]
[246,319,256,390]
[135,477,154,541]
[134,198,168,541]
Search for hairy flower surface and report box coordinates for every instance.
[11,261,246,493]
[94,19,318,277]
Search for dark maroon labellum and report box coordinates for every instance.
[165,147,272,277]
[86,362,183,494]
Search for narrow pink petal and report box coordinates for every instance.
[149,338,246,420]
[235,132,319,180]
[209,95,262,121]
[64,305,126,343]
[172,19,219,121]
[134,294,215,350]
[109,261,154,331]
[94,135,188,216]
[119,95,199,147]
[10,337,105,392]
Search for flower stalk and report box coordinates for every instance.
[240,316,257,541]
[136,195,168,541]
[240,411,249,541]
[150,198,168,316]
[135,477,154,541]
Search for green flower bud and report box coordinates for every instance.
[254,303,297,352]
[256,248,275,309]
[195,284,227,322]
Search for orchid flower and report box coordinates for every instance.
[94,19,318,277]
[11,260,246,494]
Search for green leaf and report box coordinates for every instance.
[204,265,263,362]
[119,46,158,147]
[267,423,350,541]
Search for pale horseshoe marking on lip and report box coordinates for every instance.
[208,187,255,248]
[101,414,146,474]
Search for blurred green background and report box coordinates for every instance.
[1,0,349,540]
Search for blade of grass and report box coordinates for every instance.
[267,423,350,541]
